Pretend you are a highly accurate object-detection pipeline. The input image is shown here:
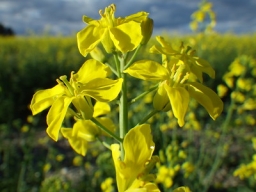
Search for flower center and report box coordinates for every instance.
[99,4,116,27]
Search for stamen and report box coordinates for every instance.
[99,10,104,17]
[104,4,116,27]
[59,75,74,96]
[180,72,190,84]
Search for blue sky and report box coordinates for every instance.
[0,0,256,36]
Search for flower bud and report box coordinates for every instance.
[141,17,153,45]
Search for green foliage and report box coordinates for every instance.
[1,33,256,191]
[0,36,85,125]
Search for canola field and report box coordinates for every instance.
[0,33,256,192]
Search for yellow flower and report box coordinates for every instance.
[77,4,149,56]
[242,98,256,110]
[231,91,245,103]
[21,125,29,133]
[182,162,195,177]
[30,59,122,141]
[217,84,228,98]
[125,37,223,126]
[173,186,191,192]
[111,124,160,192]
[56,154,64,162]
[156,165,177,188]
[72,155,83,166]
[101,177,114,192]
[61,102,116,156]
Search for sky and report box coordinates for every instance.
[0,0,256,36]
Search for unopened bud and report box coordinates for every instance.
[141,17,153,45]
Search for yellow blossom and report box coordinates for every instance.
[101,177,114,192]
[231,91,245,103]
[73,156,83,166]
[174,186,191,192]
[77,4,149,56]
[56,154,64,162]
[111,124,160,192]
[30,59,122,141]
[125,36,223,126]
[217,84,228,98]
[61,102,116,156]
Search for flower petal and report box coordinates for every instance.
[46,96,73,141]
[80,78,123,102]
[93,102,111,117]
[173,186,191,192]
[77,25,104,57]
[124,60,169,81]
[72,120,99,141]
[194,57,215,79]
[124,124,154,169]
[30,84,65,115]
[150,36,180,56]
[164,84,190,127]
[109,21,142,53]
[111,144,124,191]
[72,96,94,119]
[111,124,155,192]
[101,29,115,53]
[153,83,170,111]
[124,11,149,23]
[61,128,88,156]
[75,59,111,83]
[187,82,223,120]
[143,183,161,192]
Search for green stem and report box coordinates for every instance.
[97,137,111,150]
[17,162,26,192]
[119,55,129,159]
[202,72,247,192]
[137,109,158,125]
[124,44,142,70]
[105,62,118,76]
[202,100,235,192]
[114,53,121,77]
[187,127,194,163]
[130,83,159,104]
[68,108,81,119]
[91,117,122,143]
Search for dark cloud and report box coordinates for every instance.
[0,0,255,35]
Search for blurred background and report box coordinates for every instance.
[1,0,256,36]
[1,0,256,192]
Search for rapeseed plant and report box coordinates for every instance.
[30,3,223,191]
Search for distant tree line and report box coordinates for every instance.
[0,23,15,36]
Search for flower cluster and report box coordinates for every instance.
[30,59,122,141]
[30,3,223,191]
[234,138,256,179]
[125,36,223,127]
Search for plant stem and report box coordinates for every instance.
[119,55,129,159]
[91,117,122,143]
[105,62,118,76]
[137,109,158,125]
[124,44,142,70]
[202,100,235,192]
[130,83,159,104]
[97,137,111,150]
[114,53,121,77]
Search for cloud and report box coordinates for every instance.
[0,0,255,35]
